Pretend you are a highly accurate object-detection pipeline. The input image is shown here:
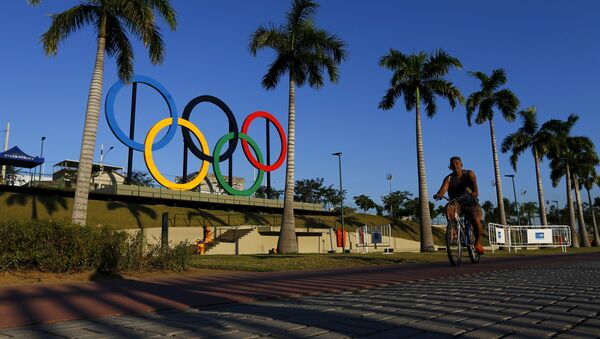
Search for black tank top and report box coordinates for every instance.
[448,170,472,199]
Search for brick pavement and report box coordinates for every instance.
[1,256,599,338]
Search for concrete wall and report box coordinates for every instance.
[123,226,423,254]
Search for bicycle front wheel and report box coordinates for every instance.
[446,221,462,266]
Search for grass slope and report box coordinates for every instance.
[0,191,444,243]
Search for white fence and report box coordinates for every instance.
[355,224,392,253]
[488,223,571,253]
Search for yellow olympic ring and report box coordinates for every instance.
[144,118,210,190]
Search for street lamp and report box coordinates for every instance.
[332,152,345,254]
[386,173,393,218]
[99,145,114,173]
[38,136,46,182]
[504,174,521,224]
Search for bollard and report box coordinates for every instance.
[161,212,169,248]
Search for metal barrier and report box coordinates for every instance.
[488,223,571,253]
[355,224,392,254]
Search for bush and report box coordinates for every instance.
[0,220,192,274]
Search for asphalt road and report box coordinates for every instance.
[0,252,599,338]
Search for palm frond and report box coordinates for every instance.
[262,54,291,89]
[488,68,507,91]
[378,84,401,110]
[287,0,318,30]
[144,0,177,30]
[41,5,98,55]
[420,87,438,118]
[104,14,134,81]
[249,24,287,55]
[424,79,463,110]
[468,71,489,86]
[475,98,494,125]
[494,89,519,121]
[423,49,462,78]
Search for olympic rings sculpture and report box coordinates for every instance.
[105,75,287,196]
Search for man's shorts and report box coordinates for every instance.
[446,195,483,225]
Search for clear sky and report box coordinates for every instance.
[1,0,599,215]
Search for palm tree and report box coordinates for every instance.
[250,0,347,253]
[39,0,176,225]
[501,106,553,225]
[545,114,584,247]
[378,49,463,252]
[466,69,520,226]
[569,142,599,248]
[583,175,600,246]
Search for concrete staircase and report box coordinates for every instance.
[205,227,255,254]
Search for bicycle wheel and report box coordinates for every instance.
[446,221,462,266]
[466,223,480,264]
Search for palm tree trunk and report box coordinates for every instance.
[572,175,591,247]
[489,119,507,225]
[71,20,106,225]
[415,87,434,252]
[565,165,579,247]
[533,150,547,225]
[277,75,297,253]
[586,187,600,246]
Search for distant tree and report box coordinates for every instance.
[521,201,538,225]
[129,170,154,187]
[322,186,345,209]
[481,200,497,224]
[375,205,384,216]
[381,190,413,218]
[354,195,377,212]
[294,178,325,203]
[255,186,284,200]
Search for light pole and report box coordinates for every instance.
[37,136,46,182]
[386,173,393,218]
[100,145,114,173]
[504,174,520,224]
[332,152,345,254]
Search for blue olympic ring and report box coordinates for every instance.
[105,75,178,151]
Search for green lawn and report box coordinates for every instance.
[190,247,600,272]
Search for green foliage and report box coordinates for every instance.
[353,194,377,212]
[0,220,192,273]
[128,170,155,187]
[381,190,413,218]
[294,177,345,207]
[255,186,284,200]
[466,68,520,126]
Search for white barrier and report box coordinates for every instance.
[355,224,392,254]
[488,223,571,253]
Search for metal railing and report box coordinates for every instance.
[488,223,571,253]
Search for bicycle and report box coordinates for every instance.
[440,195,481,266]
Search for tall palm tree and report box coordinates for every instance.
[583,174,600,246]
[545,114,583,247]
[378,49,463,252]
[250,0,347,253]
[501,106,552,225]
[466,69,520,225]
[39,0,176,225]
[570,142,599,248]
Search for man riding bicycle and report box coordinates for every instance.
[433,156,485,255]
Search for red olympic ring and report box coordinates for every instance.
[241,111,287,172]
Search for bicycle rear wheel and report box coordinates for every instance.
[446,221,462,266]
[467,224,481,263]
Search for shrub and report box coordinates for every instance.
[0,220,192,273]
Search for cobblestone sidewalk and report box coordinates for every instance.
[2,260,599,338]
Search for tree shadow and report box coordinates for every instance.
[244,212,271,225]
[185,210,228,227]
[2,192,68,220]
[107,201,157,229]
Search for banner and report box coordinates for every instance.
[496,227,505,244]
[527,229,553,244]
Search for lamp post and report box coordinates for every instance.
[99,144,114,173]
[332,152,345,254]
[504,174,520,224]
[386,173,393,218]
[38,136,46,182]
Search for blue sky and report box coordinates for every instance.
[1,0,599,214]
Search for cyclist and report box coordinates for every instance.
[433,156,485,255]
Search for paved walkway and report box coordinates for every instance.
[0,253,599,338]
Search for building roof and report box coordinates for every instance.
[53,159,124,172]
